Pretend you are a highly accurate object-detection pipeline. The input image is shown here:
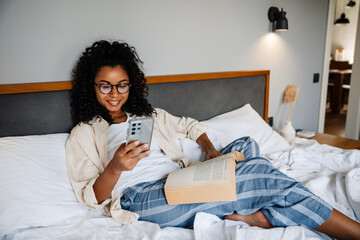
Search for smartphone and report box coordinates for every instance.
[126,117,154,151]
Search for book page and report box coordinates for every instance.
[164,151,244,205]
[166,153,235,187]
[193,157,228,181]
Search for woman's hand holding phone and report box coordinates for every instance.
[110,117,154,173]
[110,141,151,173]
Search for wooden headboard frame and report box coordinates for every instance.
[0,70,269,137]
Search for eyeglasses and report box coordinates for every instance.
[95,83,131,94]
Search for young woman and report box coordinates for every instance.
[66,40,360,239]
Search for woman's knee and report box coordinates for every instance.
[221,136,260,159]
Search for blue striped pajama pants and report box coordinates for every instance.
[120,137,333,229]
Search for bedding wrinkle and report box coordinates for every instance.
[268,137,360,226]
[346,168,360,220]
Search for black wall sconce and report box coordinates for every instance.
[334,1,353,25]
[268,7,288,31]
[335,13,350,24]
[347,0,356,7]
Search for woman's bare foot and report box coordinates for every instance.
[224,211,272,229]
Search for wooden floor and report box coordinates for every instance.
[324,103,347,137]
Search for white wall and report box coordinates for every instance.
[0,0,329,132]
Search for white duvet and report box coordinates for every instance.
[5,137,360,240]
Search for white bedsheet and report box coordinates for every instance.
[265,137,360,222]
[6,137,360,240]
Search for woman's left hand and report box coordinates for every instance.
[196,133,223,159]
[206,149,222,159]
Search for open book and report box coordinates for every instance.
[164,151,245,205]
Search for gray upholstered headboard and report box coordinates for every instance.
[0,71,269,137]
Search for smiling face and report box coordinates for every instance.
[94,65,130,123]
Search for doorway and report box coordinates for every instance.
[319,0,360,137]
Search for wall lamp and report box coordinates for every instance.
[268,7,288,32]
[335,13,350,24]
[347,0,356,7]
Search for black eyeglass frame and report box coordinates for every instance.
[95,83,131,94]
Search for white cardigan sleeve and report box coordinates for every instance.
[152,108,208,167]
[65,128,110,210]
[65,120,139,225]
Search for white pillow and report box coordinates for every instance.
[201,104,290,155]
[0,133,91,237]
[180,130,222,161]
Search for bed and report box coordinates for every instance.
[0,70,359,240]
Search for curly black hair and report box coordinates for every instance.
[71,40,154,124]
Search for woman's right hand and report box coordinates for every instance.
[110,141,151,173]
[94,141,150,203]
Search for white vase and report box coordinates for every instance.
[280,120,296,144]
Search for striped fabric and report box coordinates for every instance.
[121,137,333,229]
